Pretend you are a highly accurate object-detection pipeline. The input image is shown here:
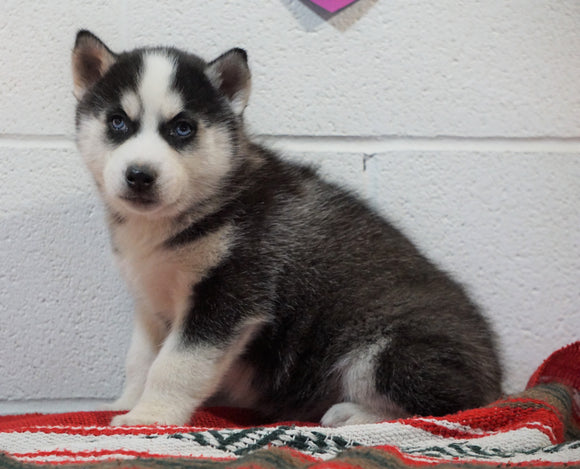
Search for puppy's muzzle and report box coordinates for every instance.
[126,165,157,192]
[123,164,159,207]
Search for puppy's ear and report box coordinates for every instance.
[205,48,251,115]
[72,30,117,101]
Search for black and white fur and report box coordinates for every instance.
[71,31,502,426]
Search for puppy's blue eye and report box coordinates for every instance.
[171,121,193,138]
[110,115,128,132]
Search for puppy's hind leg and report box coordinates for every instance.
[321,340,410,427]
[374,333,502,418]
[321,402,407,426]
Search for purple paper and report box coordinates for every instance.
[308,0,358,13]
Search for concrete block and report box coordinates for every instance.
[1,1,578,137]
[366,151,580,393]
[0,145,131,400]
[0,0,127,137]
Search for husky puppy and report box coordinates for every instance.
[71,30,502,426]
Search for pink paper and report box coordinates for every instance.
[308,0,358,13]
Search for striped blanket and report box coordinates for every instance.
[1,342,579,468]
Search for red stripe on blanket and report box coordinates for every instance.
[528,341,580,391]
[0,407,307,435]
[401,405,562,443]
[11,448,235,462]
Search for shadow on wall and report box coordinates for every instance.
[280,0,379,32]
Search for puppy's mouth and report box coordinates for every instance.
[120,194,160,210]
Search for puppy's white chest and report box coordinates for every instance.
[119,244,192,325]
[113,219,233,324]
[136,254,188,321]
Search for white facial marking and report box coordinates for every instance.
[139,53,183,127]
[161,93,185,121]
[120,91,142,121]
[76,115,107,187]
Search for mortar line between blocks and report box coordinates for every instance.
[0,398,110,415]
[0,135,75,149]
[0,134,579,153]
[259,135,580,154]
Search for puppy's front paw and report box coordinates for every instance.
[111,405,191,426]
[111,412,148,426]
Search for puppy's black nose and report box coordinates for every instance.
[125,165,157,192]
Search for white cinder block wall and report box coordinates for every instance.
[0,0,579,414]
